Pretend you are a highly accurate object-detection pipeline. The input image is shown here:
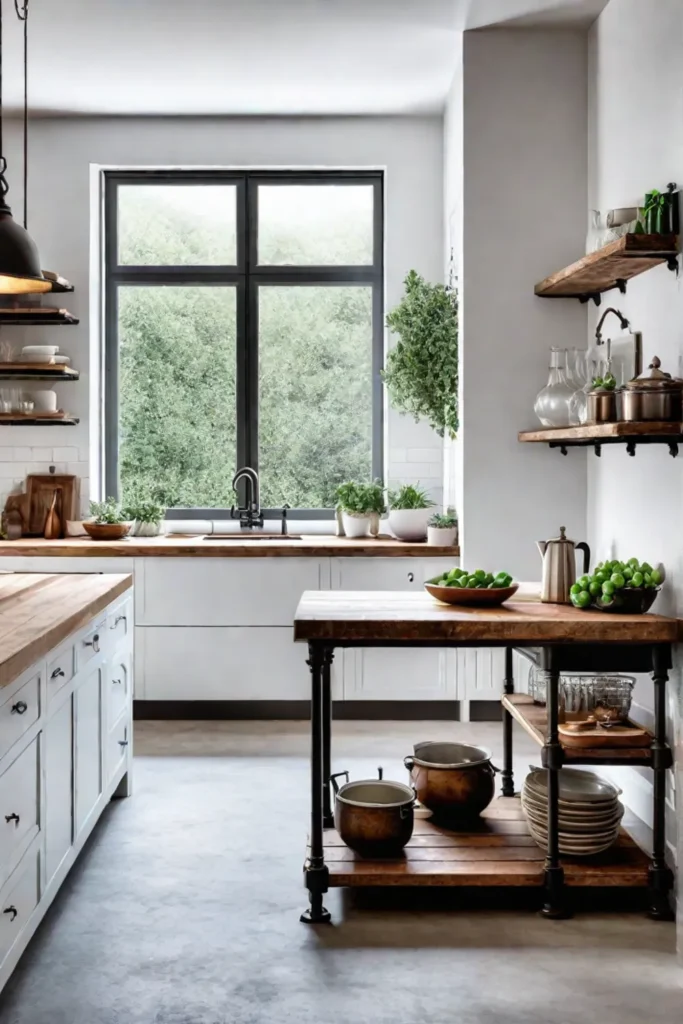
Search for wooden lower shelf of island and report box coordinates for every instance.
[502,694,654,765]
[310,798,648,888]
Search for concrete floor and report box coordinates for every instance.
[0,720,680,1024]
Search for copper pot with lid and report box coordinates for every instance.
[620,356,683,422]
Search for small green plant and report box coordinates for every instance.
[383,270,459,439]
[335,480,386,516]
[89,498,126,525]
[122,499,166,524]
[429,512,457,529]
[388,484,434,510]
[592,371,616,392]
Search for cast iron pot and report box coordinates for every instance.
[404,742,498,821]
[331,768,415,857]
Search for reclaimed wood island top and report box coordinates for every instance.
[293,585,682,645]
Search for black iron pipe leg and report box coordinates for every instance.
[540,647,569,919]
[322,647,334,829]
[648,645,674,921]
[501,647,515,797]
[301,642,331,924]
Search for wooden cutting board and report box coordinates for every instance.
[26,474,79,536]
[558,721,651,748]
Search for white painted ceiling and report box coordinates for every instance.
[1,0,607,117]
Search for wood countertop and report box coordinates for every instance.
[0,536,459,559]
[0,573,132,688]
[293,585,681,644]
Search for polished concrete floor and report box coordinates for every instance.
[0,720,680,1024]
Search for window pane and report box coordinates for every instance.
[258,185,374,265]
[118,286,236,508]
[118,185,237,265]
[259,286,373,507]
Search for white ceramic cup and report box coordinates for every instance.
[32,390,58,412]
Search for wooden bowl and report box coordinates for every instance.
[424,580,519,606]
[83,521,131,541]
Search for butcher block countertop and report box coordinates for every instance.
[294,585,682,644]
[0,536,459,558]
[0,573,132,688]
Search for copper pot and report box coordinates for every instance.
[404,742,498,820]
[331,769,415,857]
[620,355,683,422]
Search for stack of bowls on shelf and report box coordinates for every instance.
[522,767,624,856]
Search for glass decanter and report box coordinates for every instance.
[567,349,589,425]
[534,347,575,428]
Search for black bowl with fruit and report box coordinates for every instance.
[570,558,662,614]
[425,567,518,606]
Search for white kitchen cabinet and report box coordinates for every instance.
[44,699,73,886]
[0,740,39,889]
[138,626,311,700]
[330,557,456,592]
[0,846,40,966]
[136,557,327,627]
[0,669,41,761]
[74,667,103,839]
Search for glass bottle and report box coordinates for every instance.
[534,348,575,428]
[567,349,588,425]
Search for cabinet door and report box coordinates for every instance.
[44,698,74,885]
[140,627,311,700]
[0,740,40,887]
[74,668,102,839]
[0,845,40,969]
[342,647,457,701]
[331,558,457,592]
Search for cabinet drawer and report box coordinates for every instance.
[332,558,457,592]
[0,673,40,758]
[47,642,75,701]
[107,652,131,726]
[107,713,131,786]
[75,619,105,672]
[107,597,132,650]
[0,846,40,967]
[0,740,39,880]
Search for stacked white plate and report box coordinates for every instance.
[522,767,624,856]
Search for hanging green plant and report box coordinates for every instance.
[383,270,459,439]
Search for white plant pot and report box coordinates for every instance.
[130,520,165,537]
[388,508,433,542]
[427,525,458,547]
[341,512,373,538]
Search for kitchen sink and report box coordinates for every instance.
[201,533,303,541]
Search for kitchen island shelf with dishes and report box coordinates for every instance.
[519,421,683,457]
[502,694,658,767]
[0,364,79,381]
[534,233,679,305]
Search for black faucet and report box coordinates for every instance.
[230,467,263,529]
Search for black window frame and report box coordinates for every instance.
[103,168,384,520]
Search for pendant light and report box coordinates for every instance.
[0,0,49,294]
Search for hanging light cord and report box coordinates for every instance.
[0,0,8,209]
[14,0,27,229]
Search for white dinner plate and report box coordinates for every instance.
[525,767,621,803]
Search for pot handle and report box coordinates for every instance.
[400,802,415,820]
[377,766,383,780]
[487,762,501,776]
[403,756,415,772]
[576,541,591,576]
[329,770,349,796]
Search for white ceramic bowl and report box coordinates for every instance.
[21,345,59,364]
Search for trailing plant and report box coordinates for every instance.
[122,499,166,524]
[428,512,457,528]
[383,270,459,439]
[335,480,386,516]
[388,484,434,511]
[89,498,126,525]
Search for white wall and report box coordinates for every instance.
[586,0,683,941]
[460,29,588,579]
[0,116,445,512]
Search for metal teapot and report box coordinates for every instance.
[537,527,590,604]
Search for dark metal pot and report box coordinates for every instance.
[404,742,498,821]
[331,769,415,857]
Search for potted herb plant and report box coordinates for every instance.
[335,481,386,539]
[387,484,434,542]
[427,512,458,547]
[84,498,131,541]
[123,498,167,537]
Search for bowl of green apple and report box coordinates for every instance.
[425,567,518,606]
[570,558,663,614]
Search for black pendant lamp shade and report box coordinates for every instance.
[0,0,49,294]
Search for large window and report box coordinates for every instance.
[104,171,383,517]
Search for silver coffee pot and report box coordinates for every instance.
[537,527,590,604]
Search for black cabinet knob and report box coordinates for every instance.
[84,634,100,653]
[4,813,20,826]
[10,701,27,715]
[407,572,414,582]
[51,667,65,680]
[3,906,17,922]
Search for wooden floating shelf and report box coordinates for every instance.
[535,234,679,304]
[0,308,79,326]
[502,694,654,766]
[519,421,683,457]
[0,413,79,426]
[311,797,649,889]
[0,364,78,381]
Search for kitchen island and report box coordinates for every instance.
[294,587,680,922]
[0,572,133,992]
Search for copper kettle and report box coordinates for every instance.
[537,527,590,604]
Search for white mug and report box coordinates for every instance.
[32,390,58,412]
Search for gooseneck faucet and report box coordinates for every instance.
[595,307,630,346]
[231,467,263,529]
